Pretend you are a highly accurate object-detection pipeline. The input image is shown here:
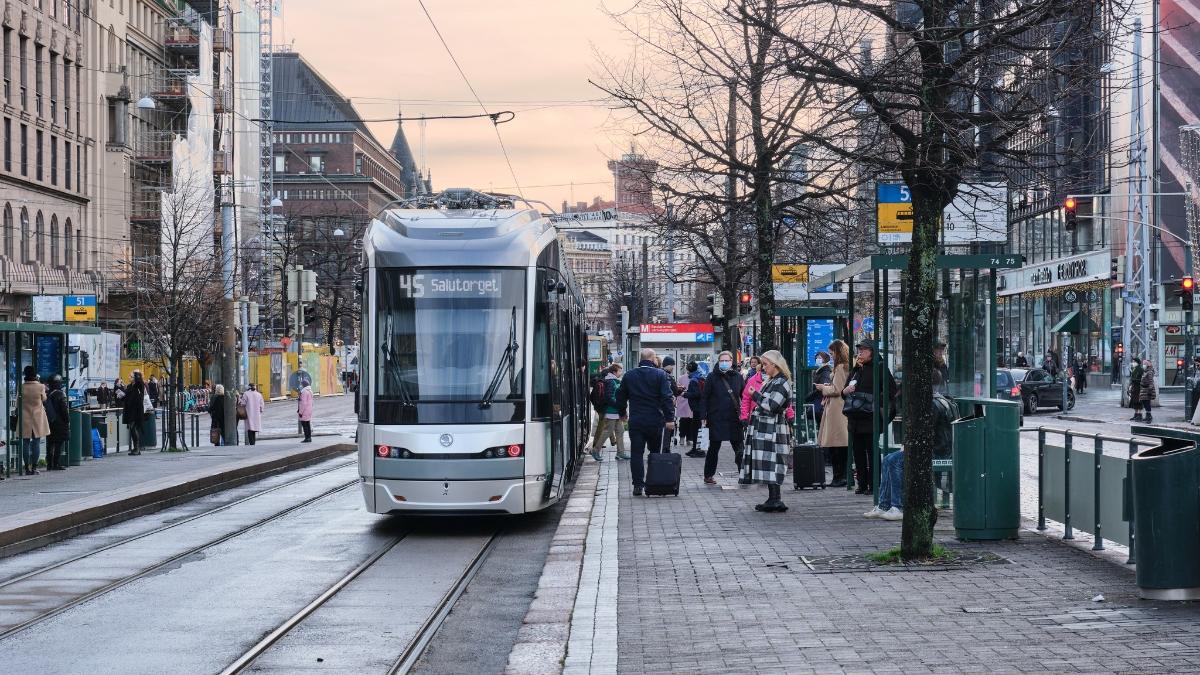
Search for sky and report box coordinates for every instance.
[279,0,636,209]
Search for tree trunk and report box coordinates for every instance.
[899,192,941,560]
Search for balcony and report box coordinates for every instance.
[132,131,175,165]
[212,87,232,114]
[148,69,196,104]
[213,150,230,175]
[213,28,232,53]
[131,189,164,223]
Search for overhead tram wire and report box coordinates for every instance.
[417,0,524,198]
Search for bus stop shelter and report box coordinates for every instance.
[2,322,102,477]
[807,253,1024,495]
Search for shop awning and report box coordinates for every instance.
[1050,310,1085,334]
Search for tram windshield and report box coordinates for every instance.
[376,268,526,424]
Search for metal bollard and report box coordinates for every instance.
[1093,435,1103,551]
[1063,433,1073,540]
[1037,427,1046,530]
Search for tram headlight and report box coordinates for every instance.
[400,449,412,459]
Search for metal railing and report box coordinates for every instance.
[1030,426,1159,564]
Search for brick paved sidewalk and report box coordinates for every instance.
[564,446,1200,674]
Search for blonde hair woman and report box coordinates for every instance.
[746,349,794,512]
[815,340,851,487]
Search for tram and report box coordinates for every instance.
[356,189,590,514]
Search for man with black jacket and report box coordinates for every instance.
[616,348,676,496]
[702,350,747,484]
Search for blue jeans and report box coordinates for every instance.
[628,425,665,489]
[23,437,42,471]
[877,449,905,510]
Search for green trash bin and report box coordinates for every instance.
[1129,426,1200,600]
[140,410,158,451]
[68,409,85,466]
[951,397,1020,540]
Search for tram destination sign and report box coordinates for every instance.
[394,271,505,298]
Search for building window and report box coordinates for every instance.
[34,211,43,262]
[74,225,80,269]
[309,155,323,172]
[274,154,285,173]
[64,216,71,267]
[2,28,9,103]
[18,35,26,110]
[64,140,70,189]
[33,45,41,115]
[49,52,56,122]
[19,124,26,176]
[49,216,58,267]
[1,203,10,259]
[35,129,42,180]
[19,207,28,262]
[62,59,70,130]
[49,136,56,185]
[3,119,9,172]
[355,154,363,175]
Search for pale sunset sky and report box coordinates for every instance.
[279,0,636,209]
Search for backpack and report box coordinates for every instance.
[589,376,607,412]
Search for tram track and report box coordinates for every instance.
[220,530,502,674]
[0,476,359,641]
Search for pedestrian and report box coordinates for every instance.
[240,383,265,445]
[683,361,707,457]
[815,341,850,487]
[671,357,694,450]
[20,366,49,474]
[1135,359,1156,423]
[1044,349,1060,377]
[590,364,628,461]
[298,379,314,442]
[122,371,148,455]
[662,356,682,446]
[843,339,897,495]
[96,381,113,407]
[1014,351,1029,368]
[933,341,949,392]
[44,374,70,471]
[1128,357,1144,415]
[209,384,227,446]
[702,350,746,485]
[1074,352,1087,394]
[615,348,676,496]
[147,375,161,408]
[114,377,127,404]
[746,349,794,513]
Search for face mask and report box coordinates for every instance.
[719,361,732,371]
[815,358,826,367]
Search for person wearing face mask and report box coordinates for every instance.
[747,350,794,512]
[682,361,706,457]
[701,350,747,484]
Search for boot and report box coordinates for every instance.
[754,485,772,511]
[761,483,787,512]
[1144,413,1153,423]
[1130,413,1143,421]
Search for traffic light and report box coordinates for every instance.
[1115,342,1124,361]
[1183,276,1195,312]
[738,291,752,313]
[1064,196,1078,230]
[706,293,715,319]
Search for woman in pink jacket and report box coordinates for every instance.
[297,381,314,442]
[741,358,795,426]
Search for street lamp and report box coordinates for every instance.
[136,96,156,110]
[332,227,345,237]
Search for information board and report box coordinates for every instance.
[32,296,64,322]
[805,319,835,367]
[877,183,913,243]
[64,295,97,322]
[35,335,62,378]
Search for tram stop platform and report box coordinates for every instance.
[0,436,353,557]
[508,445,1200,674]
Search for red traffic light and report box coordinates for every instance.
[739,291,752,304]
[1064,196,1078,211]
[1183,276,1195,291]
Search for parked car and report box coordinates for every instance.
[1013,367,1075,414]
[995,368,1027,425]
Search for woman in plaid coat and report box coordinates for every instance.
[746,349,794,513]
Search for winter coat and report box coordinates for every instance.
[20,381,49,438]
[241,389,265,432]
[816,364,849,448]
[298,386,314,422]
[684,371,707,420]
[46,387,71,442]
[703,368,745,443]
[210,394,227,434]
[1139,367,1157,402]
[744,375,792,485]
[740,370,796,423]
[675,372,693,419]
[1129,363,1144,401]
[602,373,622,416]
[147,380,160,407]
[845,356,897,434]
[121,380,146,425]
[615,362,674,430]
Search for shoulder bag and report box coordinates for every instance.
[843,391,874,417]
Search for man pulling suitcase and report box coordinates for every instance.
[616,347,678,496]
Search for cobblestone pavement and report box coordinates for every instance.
[575,442,1200,674]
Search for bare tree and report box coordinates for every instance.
[304,211,366,354]
[607,251,664,328]
[755,0,1120,558]
[126,167,226,450]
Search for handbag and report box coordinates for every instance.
[210,427,221,445]
[236,402,248,420]
[843,391,874,417]
[143,392,153,413]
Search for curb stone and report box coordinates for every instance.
[504,460,599,675]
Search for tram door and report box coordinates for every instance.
[543,272,567,500]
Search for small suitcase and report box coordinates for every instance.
[792,442,826,490]
[645,429,682,496]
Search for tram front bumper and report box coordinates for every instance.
[365,477,530,514]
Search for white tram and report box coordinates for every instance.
[357,190,590,514]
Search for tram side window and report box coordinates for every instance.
[532,270,552,419]
[357,271,369,422]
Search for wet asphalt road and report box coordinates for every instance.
[0,396,569,674]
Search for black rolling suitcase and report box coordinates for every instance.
[793,404,826,490]
[645,429,682,496]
